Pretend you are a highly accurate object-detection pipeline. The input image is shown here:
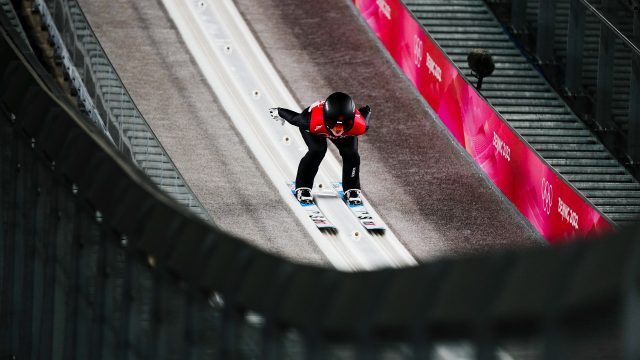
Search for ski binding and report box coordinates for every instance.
[332,182,386,231]
[288,182,336,230]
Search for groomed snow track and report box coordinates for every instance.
[161,0,418,271]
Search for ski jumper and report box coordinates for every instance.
[278,101,370,191]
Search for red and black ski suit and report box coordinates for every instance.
[277,101,371,191]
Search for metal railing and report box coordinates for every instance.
[16,0,211,221]
[507,0,640,172]
[0,0,31,49]
[2,20,640,358]
[36,0,115,144]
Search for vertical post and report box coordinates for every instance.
[60,196,80,359]
[11,139,25,356]
[31,161,46,357]
[628,3,640,163]
[51,186,70,360]
[21,138,36,360]
[511,0,528,33]
[0,115,17,355]
[120,253,133,358]
[38,165,57,359]
[596,0,617,145]
[74,213,90,360]
[537,0,556,64]
[93,226,107,360]
[565,0,586,97]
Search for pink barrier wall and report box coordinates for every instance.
[353,0,614,242]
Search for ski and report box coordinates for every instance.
[288,182,336,231]
[332,182,386,231]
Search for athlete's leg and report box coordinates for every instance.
[296,129,327,189]
[331,136,360,190]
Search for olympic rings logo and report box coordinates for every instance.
[541,178,553,215]
[413,34,423,68]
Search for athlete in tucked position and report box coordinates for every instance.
[269,92,371,205]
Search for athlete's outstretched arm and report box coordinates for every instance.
[277,107,311,129]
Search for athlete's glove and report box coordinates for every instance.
[360,105,371,130]
[268,107,285,126]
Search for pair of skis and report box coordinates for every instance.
[288,182,385,232]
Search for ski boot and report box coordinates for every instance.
[295,187,313,204]
[344,189,362,205]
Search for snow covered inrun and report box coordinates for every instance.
[161,0,417,271]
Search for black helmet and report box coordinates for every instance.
[323,92,356,134]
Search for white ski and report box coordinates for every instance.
[332,182,386,231]
[288,182,336,231]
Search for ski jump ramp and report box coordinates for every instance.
[162,0,417,271]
